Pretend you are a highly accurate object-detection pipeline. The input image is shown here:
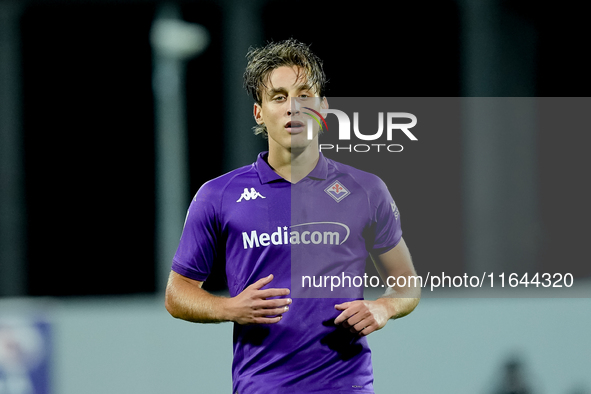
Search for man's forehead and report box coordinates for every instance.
[262,66,316,93]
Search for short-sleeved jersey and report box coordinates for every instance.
[172,152,402,394]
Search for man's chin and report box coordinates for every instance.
[288,137,317,154]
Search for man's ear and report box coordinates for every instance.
[253,103,264,125]
[321,96,329,110]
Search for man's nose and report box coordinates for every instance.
[287,97,301,116]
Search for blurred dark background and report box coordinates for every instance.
[1,0,589,297]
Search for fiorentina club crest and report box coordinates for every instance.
[324,180,350,202]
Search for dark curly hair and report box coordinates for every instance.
[243,39,327,137]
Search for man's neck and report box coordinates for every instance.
[267,143,319,184]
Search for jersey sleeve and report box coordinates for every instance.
[368,177,402,255]
[171,182,221,281]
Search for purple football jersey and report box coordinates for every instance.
[172,152,402,394]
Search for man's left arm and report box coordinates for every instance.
[334,237,420,336]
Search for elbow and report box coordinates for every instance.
[164,286,180,319]
[164,271,185,319]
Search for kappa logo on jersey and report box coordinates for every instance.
[391,201,399,221]
[236,187,266,202]
[324,180,350,202]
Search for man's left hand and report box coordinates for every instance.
[333,299,391,337]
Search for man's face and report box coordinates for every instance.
[254,65,326,154]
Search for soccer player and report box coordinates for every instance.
[165,39,420,393]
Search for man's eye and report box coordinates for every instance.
[273,96,286,101]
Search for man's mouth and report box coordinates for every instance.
[285,120,305,134]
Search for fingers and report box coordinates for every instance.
[357,325,377,337]
[333,311,349,326]
[252,315,283,325]
[345,310,371,332]
[234,275,292,325]
[333,302,354,325]
[254,304,290,317]
[243,300,291,325]
[257,289,290,301]
[253,297,292,310]
[249,274,274,290]
[341,314,375,335]
[248,275,290,298]
[334,301,378,336]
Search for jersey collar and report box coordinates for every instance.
[255,152,284,184]
[306,151,328,181]
[255,151,329,184]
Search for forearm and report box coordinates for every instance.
[376,276,421,320]
[165,273,231,323]
[370,240,421,321]
[165,272,291,325]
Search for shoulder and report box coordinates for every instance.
[193,163,257,202]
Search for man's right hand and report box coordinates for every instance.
[165,271,290,325]
[226,274,291,325]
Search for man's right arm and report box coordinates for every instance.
[165,271,292,325]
